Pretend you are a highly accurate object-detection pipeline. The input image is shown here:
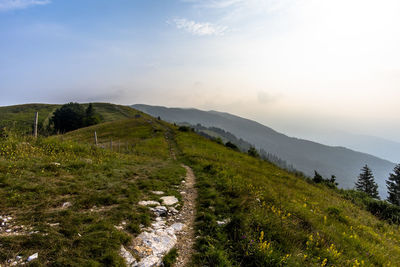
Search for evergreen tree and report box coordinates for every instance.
[313,171,324,183]
[50,102,86,133]
[84,103,101,126]
[355,165,380,199]
[387,164,400,206]
[329,175,339,187]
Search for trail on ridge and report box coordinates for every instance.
[163,124,197,266]
[174,164,197,267]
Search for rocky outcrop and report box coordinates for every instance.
[120,196,185,266]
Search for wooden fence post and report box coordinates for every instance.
[94,131,98,145]
[110,139,113,151]
[33,112,38,138]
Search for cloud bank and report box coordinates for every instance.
[172,18,227,36]
[0,0,50,11]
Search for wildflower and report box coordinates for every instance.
[321,258,327,266]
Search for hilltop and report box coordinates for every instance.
[0,103,400,266]
[133,104,396,197]
[0,103,140,135]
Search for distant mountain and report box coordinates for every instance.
[303,131,400,163]
[132,104,396,198]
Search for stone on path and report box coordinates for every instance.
[160,196,178,206]
[119,246,137,266]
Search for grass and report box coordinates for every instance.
[162,247,178,267]
[176,130,400,266]
[2,103,400,266]
[0,116,185,266]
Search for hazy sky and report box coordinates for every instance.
[1,0,400,142]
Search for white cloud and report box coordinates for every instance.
[0,0,51,11]
[171,18,228,36]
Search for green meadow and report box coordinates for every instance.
[0,103,399,266]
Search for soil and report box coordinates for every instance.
[174,165,197,267]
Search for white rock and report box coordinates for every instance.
[217,218,230,225]
[160,196,178,206]
[151,191,164,195]
[168,207,179,214]
[136,231,176,256]
[120,246,137,266]
[62,202,72,209]
[170,223,184,232]
[153,206,168,216]
[27,253,38,262]
[138,200,160,206]
[136,255,161,267]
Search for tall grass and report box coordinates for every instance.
[176,131,400,266]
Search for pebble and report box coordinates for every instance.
[62,202,72,209]
[217,218,230,225]
[27,253,38,262]
[151,191,164,195]
[138,200,160,206]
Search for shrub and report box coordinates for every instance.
[178,126,190,132]
[247,146,260,158]
[225,141,239,151]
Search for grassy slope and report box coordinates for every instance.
[176,131,400,266]
[0,103,141,134]
[1,104,400,266]
[0,115,185,266]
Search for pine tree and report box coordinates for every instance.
[355,165,380,199]
[313,171,323,183]
[85,103,101,126]
[386,164,400,206]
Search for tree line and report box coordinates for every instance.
[353,163,400,205]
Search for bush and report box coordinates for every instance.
[225,141,239,151]
[178,126,190,132]
[366,199,400,224]
[247,146,260,158]
[341,189,400,224]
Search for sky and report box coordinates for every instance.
[1,0,400,143]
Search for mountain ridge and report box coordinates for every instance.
[132,104,395,198]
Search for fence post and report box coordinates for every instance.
[110,138,113,151]
[94,131,98,145]
[33,112,38,138]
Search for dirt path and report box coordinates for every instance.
[173,165,197,267]
[160,123,197,266]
